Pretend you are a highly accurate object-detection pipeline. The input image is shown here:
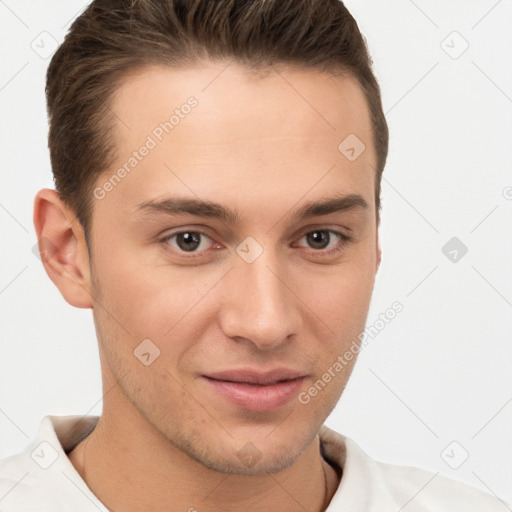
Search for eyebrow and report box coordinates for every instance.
[135,193,368,224]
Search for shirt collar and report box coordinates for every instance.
[1,415,399,511]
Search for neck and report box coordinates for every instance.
[67,399,339,511]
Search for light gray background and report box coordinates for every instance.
[1,0,511,506]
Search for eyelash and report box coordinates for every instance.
[159,228,353,259]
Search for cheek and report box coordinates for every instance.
[306,264,375,322]
[91,241,197,331]
[300,263,375,363]
[90,251,224,370]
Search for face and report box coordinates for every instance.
[86,62,380,474]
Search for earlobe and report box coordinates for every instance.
[33,188,93,309]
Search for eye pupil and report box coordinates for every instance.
[307,231,330,249]
[176,232,201,251]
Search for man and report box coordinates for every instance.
[0,0,505,510]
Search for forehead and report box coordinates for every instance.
[110,62,373,147]
[95,62,376,224]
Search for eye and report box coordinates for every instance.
[164,230,216,253]
[295,229,351,256]
[161,228,352,259]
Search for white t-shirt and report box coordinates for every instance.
[0,415,506,511]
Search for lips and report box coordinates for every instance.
[202,368,306,412]
[205,368,306,385]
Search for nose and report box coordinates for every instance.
[218,247,303,350]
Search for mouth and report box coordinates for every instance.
[202,368,307,412]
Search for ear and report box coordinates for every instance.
[33,188,93,308]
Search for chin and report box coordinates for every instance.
[170,422,317,476]
[188,441,304,475]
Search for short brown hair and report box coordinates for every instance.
[46,0,389,237]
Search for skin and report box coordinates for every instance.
[34,61,381,512]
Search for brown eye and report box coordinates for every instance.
[295,229,352,259]
[298,230,343,251]
[165,231,212,253]
[305,230,332,250]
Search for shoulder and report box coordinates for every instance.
[374,458,505,511]
[319,425,507,511]
[0,415,105,512]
